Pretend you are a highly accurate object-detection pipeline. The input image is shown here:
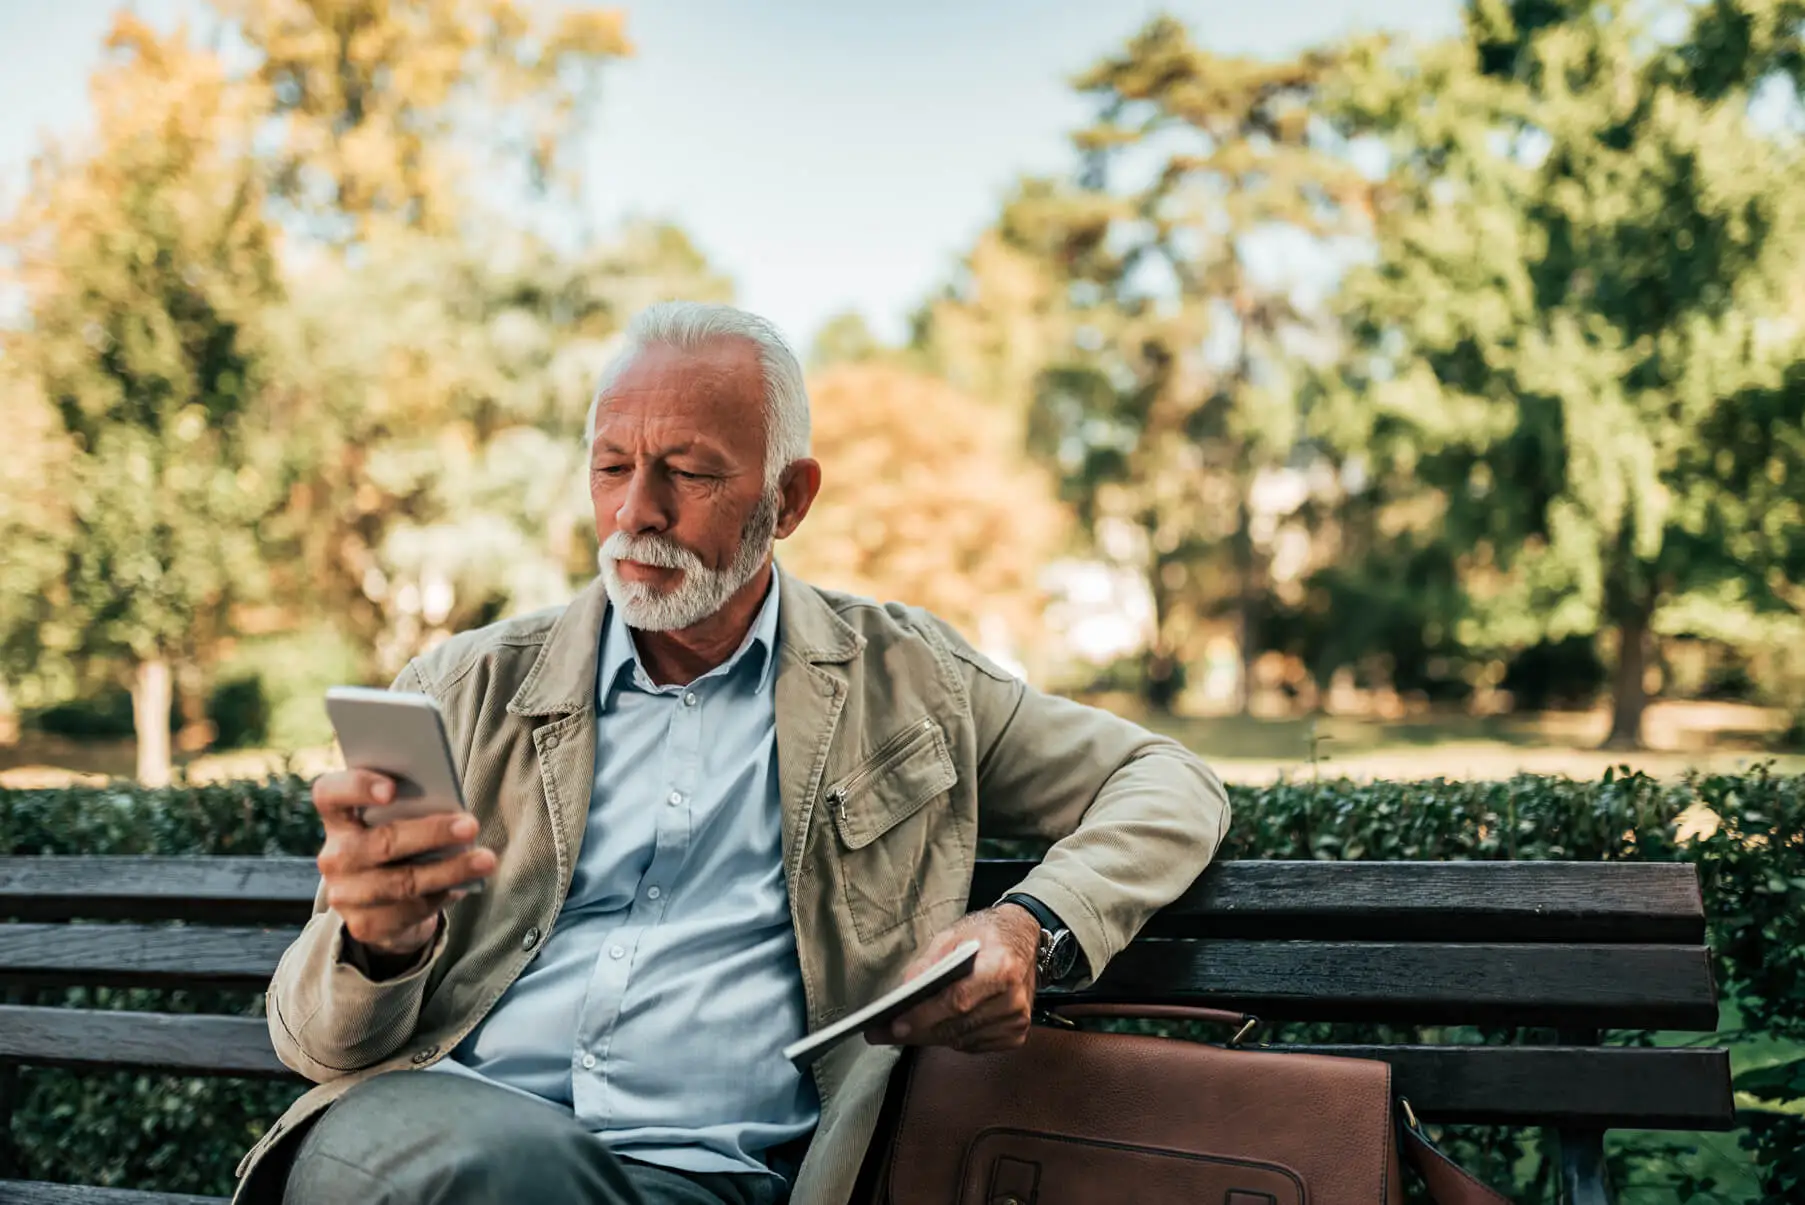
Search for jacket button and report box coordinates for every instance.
[410,1045,439,1065]
[543,731,560,749]
[522,925,541,951]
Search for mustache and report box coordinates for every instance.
[599,531,705,572]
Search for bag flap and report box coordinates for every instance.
[885,1027,1395,1205]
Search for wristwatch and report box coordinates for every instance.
[1000,892,1081,987]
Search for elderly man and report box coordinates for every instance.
[236,302,1229,1205]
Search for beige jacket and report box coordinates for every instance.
[237,569,1229,1204]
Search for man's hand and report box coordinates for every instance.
[865,904,1042,1054]
[312,769,497,965]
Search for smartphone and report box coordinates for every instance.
[324,686,482,887]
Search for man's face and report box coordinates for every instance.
[589,339,778,631]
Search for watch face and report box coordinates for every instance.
[1045,930,1078,982]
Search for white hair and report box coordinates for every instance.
[585,301,810,490]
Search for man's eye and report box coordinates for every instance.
[593,465,630,477]
[672,469,708,481]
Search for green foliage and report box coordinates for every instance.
[808,309,886,369]
[205,676,270,751]
[924,18,1365,712]
[0,770,1799,1199]
[264,220,731,682]
[26,691,149,741]
[1321,0,1805,745]
[209,625,365,752]
[0,16,292,783]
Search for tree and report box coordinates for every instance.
[0,16,288,784]
[917,219,1072,429]
[1326,0,1805,746]
[207,0,631,241]
[954,19,1361,711]
[809,310,884,370]
[267,221,732,677]
[780,364,1072,674]
[207,0,700,678]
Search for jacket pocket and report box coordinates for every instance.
[827,718,961,940]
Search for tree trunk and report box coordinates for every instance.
[132,656,173,787]
[1602,610,1650,750]
[1235,595,1258,715]
[1143,555,1182,714]
[1234,500,1257,715]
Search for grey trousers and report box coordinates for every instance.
[282,1071,786,1205]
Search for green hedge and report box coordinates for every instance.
[0,769,1801,1202]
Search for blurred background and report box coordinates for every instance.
[2,0,1802,789]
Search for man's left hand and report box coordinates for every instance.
[864,904,1042,1054]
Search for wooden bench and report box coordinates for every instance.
[0,856,1735,1205]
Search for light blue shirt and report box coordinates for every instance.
[441,574,817,1181]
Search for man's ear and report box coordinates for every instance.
[774,458,822,540]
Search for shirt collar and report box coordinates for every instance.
[598,570,783,702]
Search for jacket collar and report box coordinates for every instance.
[774,563,864,666]
[507,563,862,718]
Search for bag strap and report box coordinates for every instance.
[1398,1105,1515,1205]
[1043,1003,1261,1045]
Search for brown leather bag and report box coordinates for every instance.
[860,1004,1514,1205]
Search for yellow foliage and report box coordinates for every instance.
[781,365,1073,661]
[207,0,631,234]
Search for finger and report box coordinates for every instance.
[889,974,1013,1045]
[911,991,1023,1048]
[313,770,397,824]
[357,812,482,870]
[316,812,478,878]
[326,846,497,910]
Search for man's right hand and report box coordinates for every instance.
[311,769,497,962]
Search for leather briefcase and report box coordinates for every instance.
[861,1004,1512,1205]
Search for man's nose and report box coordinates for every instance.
[614,469,671,535]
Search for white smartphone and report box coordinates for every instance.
[324,686,481,887]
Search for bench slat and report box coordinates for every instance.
[0,1007,1731,1129]
[0,858,1705,943]
[1084,939,1720,1030]
[1285,1044,1735,1131]
[0,925,293,989]
[0,1184,221,1205]
[1054,859,1707,944]
[0,1006,288,1077]
[0,927,1718,1028]
[0,859,319,925]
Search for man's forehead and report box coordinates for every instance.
[592,432,723,457]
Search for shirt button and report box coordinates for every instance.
[646,886,661,900]
[543,731,560,749]
[682,692,698,707]
[580,1053,597,1071]
[610,945,625,959]
[667,791,683,806]
[522,926,541,951]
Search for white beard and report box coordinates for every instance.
[598,491,780,632]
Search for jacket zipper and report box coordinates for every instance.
[825,718,938,823]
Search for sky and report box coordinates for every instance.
[0,0,1463,348]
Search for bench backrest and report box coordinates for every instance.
[0,856,1735,1135]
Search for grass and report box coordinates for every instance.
[2,692,1799,789]
[1124,699,1803,785]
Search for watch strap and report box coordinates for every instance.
[999,891,1065,936]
